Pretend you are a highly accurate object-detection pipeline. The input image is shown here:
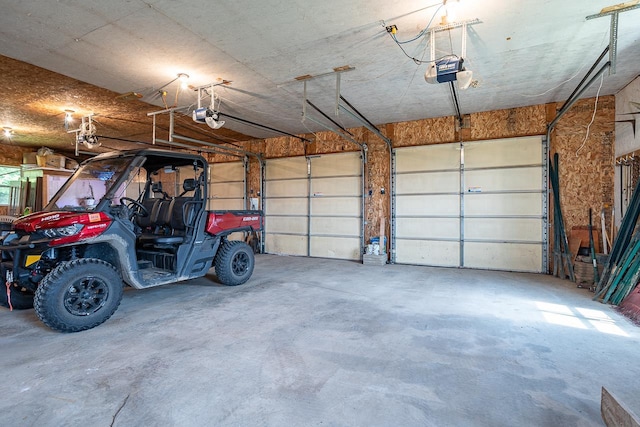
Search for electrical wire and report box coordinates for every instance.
[385,4,445,65]
[391,4,443,45]
[576,73,604,157]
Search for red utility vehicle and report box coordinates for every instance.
[1,149,262,332]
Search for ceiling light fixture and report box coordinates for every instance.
[178,73,190,90]
[3,126,12,137]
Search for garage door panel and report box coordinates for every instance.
[266,179,307,197]
[465,137,542,168]
[312,176,360,196]
[465,193,542,216]
[265,198,308,215]
[464,242,543,272]
[396,194,459,216]
[311,217,360,236]
[210,163,244,181]
[465,167,543,192]
[394,136,545,272]
[311,197,360,216]
[267,158,308,179]
[210,182,244,198]
[265,153,361,260]
[397,171,460,194]
[396,144,460,172]
[395,240,460,267]
[266,216,308,234]
[209,199,245,210]
[465,218,542,241]
[310,236,360,260]
[396,217,459,240]
[311,153,361,177]
[265,234,308,256]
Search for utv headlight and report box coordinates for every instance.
[43,224,83,238]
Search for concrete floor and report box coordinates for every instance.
[1,254,638,426]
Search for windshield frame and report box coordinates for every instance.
[43,153,145,213]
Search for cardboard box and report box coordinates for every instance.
[22,152,38,164]
[65,159,79,170]
[45,154,65,169]
[36,155,47,167]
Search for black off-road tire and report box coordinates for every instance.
[34,259,124,333]
[214,241,255,286]
[1,283,34,310]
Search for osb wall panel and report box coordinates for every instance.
[2,145,31,166]
[393,116,456,147]
[551,96,615,239]
[305,128,364,155]
[364,137,391,251]
[470,105,546,140]
[264,136,306,158]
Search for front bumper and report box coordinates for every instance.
[0,233,53,291]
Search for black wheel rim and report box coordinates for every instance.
[63,276,109,316]
[231,252,249,276]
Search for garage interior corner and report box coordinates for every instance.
[1,254,637,426]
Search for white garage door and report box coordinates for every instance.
[208,161,245,210]
[395,143,461,267]
[394,136,546,273]
[264,157,309,256]
[309,153,362,260]
[463,137,545,272]
[265,153,362,260]
[209,161,246,241]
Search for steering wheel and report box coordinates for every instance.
[119,197,149,219]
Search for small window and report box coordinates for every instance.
[0,166,20,206]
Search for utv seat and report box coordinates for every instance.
[138,178,203,247]
[135,182,168,231]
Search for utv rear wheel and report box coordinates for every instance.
[214,241,255,286]
[1,283,34,310]
[34,259,123,333]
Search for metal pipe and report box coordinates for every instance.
[306,100,354,136]
[338,105,392,148]
[449,81,463,127]
[217,112,310,142]
[339,96,381,135]
[303,114,365,149]
[169,112,174,142]
[548,61,611,133]
[172,134,257,158]
[559,46,609,113]
[154,138,243,158]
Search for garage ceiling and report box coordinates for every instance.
[0,0,639,154]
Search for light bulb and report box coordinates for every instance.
[178,73,189,89]
[3,126,12,137]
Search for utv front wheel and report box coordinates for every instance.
[1,283,34,310]
[34,259,124,332]
[214,241,255,286]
